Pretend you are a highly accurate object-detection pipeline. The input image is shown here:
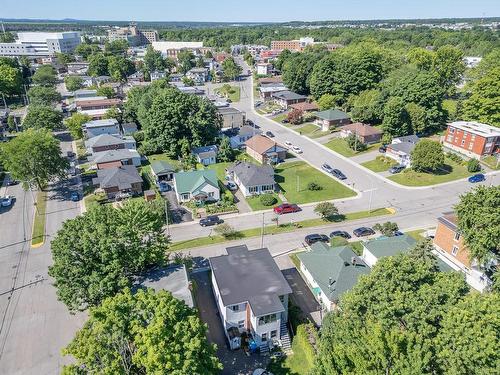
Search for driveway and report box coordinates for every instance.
[191,271,268,375]
[232,189,252,214]
[164,190,193,223]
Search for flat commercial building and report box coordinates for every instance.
[108,25,158,46]
[0,32,81,57]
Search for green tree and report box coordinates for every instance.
[48,200,169,311]
[408,238,438,268]
[7,115,17,132]
[407,47,434,70]
[462,67,500,127]
[436,293,500,375]
[74,43,100,59]
[103,106,122,122]
[274,49,292,72]
[32,64,57,86]
[382,96,412,137]
[65,113,91,139]
[373,221,399,236]
[433,45,465,94]
[28,86,61,106]
[314,202,338,220]
[177,50,195,74]
[405,102,427,134]
[350,89,384,124]
[62,288,222,374]
[455,186,500,265]
[217,137,234,162]
[64,75,83,91]
[467,158,481,172]
[214,223,238,239]
[143,45,165,74]
[22,105,63,130]
[108,55,135,82]
[282,51,323,95]
[317,93,336,110]
[87,53,109,76]
[56,52,75,65]
[0,32,15,43]
[96,85,115,98]
[0,63,22,97]
[222,56,242,81]
[345,133,367,152]
[0,128,68,189]
[104,39,129,56]
[411,139,444,172]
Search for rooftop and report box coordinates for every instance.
[217,106,243,115]
[363,234,417,258]
[174,169,218,195]
[315,109,350,121]
[85,134,128,149]
[271,90,307,101]
[151,160,175,175]
[92,165,142,190]
[84,118,119,128]
[289,102,319,111]
[192,145,218,159]
[90,148,140,164]
[448,121,500,137]
[210,245,292,316]
[228,161,275,187]
[340,122,383,136]
[245,134,280,154]
[388,142,417,155]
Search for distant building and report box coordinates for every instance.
[443,121,500,159]
[256,62,272,76]
[186,67,208,84]
[218,107,245,129]
[108,24,158,46]
[0,31,81,57]
[152,41,206,60]
[271,37,315,52]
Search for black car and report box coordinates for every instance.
[281,118,289,124]
[389,164,405,174]
[6,179,19,186]
[265,131,275,138]
[305,234,330,246]
[331,169,347,180]
[379,144,387,153]
[330,230,351,239]
[199,215,223,227]
[353,227,375,237]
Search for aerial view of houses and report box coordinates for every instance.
[0,2,498,375]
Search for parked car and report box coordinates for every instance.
[284,141,293,148]
[305,234,329,245]
[468,173,485,183]
[70,191,80,202]
[226,181,238,191]
[329,230,351,239]
[253,370,273,375]
[281,118,289,124]
[394,230,404,236]
[6,179,19,186]
[353,227,375,237]
[265,131,274,138]
[158,181,170,192]
[115,192,132,201]
[291,145,303,154]
[389,164,405,174]
[199,215,223,227]
[379,144,387,153]
[331,169,347,180]
[66,151,75,158]
[322,163,333,174]
[0,195,14,207]
[254,101,263,107]
[273,203,300,215]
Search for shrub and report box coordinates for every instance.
[314,202,339,219]
[346,134,367,151]
[307,182,322,191]
[213,223,237,238]
[446,152,464,165]
[467,158,481,172]
[373,221,399,236]
[259,193,277,206]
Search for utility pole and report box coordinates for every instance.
[165,199,170,237]
[260,212,265,248]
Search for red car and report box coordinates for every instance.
[273,203,300,215]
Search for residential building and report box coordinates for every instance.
[256,62,272,76]
[150,160,175,181]
[80,108,119,120]
[84,119,121,139]
[339,123,383,144]
[272,91,307,109]
[74,89,98,100]
[0,31,81,57]
[173,169,220,202]
[258,76,283,86]
[108,24,159,46]
[139,30,159,45]
[218,107,245,129]
[433,213,493,292]
[227,162,275,197]
[152,41,205,60]
[228,125,262,149]
[259,82,288,100]
[386,135,420,167]
[314,109,351,131]
[75,98,122,112]
[90,149,141,169]
[67,62,89,75]
[289,101,319,112]
[270,37,315,52]
[127,71,145,83]
[297,243,370,312]
[84,134,136,153]
[121,122,138,135]
[245,135,287,164]
[210,245,292,350]
[192,145,218,166]
[92,165,143,199]
[361,235,417,267]
[136,265,194,308]
[443,121,500,159]
[150,70,168,81]
[259,50,281,61]
[186,67,208,84]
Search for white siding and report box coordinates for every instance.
[361,246,378,268]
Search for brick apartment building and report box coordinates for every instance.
[270,37,315,52]
[443,121,500,159]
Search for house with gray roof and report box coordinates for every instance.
[84,133,136,154]
[210,245,292,350]
[90,148,141,169]
[386,135,420,167]
[227,161,275,197]
[84,118,121,139]
[192,145,218,166]
[229,125,262,149]
[173,169,220,202]
[150,160,175,181]
[271,90,307,109]
[92,165,143,199]
[297,243,370,312]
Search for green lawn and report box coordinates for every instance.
[388,158,473,186]
[325,138,381,157]
[246,193,283,211]
[405,229,426,241]
[31,190,48,246]
[275,161,356,204]
[481,156,500,170]
[361,156,398,172]
[215,85,241,102]
[272,113,288,124]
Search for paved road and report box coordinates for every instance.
[0,132,86,375]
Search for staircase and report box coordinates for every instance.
[280,320,292,354]
[259,342,270,356]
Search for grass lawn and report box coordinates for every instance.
[145,153,182,170]
[325,138,381,157]
[361,156,398,172]
[215,85,241,102]
[389,158,473,186]
[272,113,288,124]
[75,139,87,160]
[405,229,426,241]
[31,190,48,246]
[481,156,500,170]
[245,193,283,211]
[275,161,356,204]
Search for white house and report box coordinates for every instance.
[229,125,262,149]
[192,145,218,166]
[84,119,121,139]
[256,62,272,76]
[361,235,417,268]
[210,245,292,352]
[385,135,420,167]
[227,162,275,197]
[173,169,220,203]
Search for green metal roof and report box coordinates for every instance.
[174,169,218,194]
[297,243,370,303]
[363,234,417,258]
[151,160,174,176]
[315,109,350,121]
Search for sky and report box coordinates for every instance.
[1,0,499,23]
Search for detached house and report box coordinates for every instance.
[386,135,420,167]
[361,235,417,267]
[227,162,275,197]
[84,119,121,139]
[85,134,136,153]
[218,107,245,129]
[92,165,143,199]
[210,245,292,351]
[173,169,220,203]
[245,134,287,164]
[272,90,307,109]
[150,160,175,182]
[314,109,351,132]
[186,67,208,84]
[339,123,383,144]
[229,125,262,149]
[192,145,218,166]
[90,149,141,169]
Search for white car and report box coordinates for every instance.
[292,145,303,154]
[253,370,273,375]
[284,141,293,148]
[1,195,14,207]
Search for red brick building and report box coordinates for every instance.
[443,121,500,159]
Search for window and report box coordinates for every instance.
[208,192,214,198]
[249,186,258,193]
[230,304,239,312]
[238,320,245,329]
[461,140,465,146]
[463,131,468,137]
[446,135,453,142]
[468,143,473,150]
[471,134,476,141]
[454,232,460,241]
[262,333,267,342]
[271,330,277,339]
[449,127,455,134]
[258,314,277,326]
[452,245,459,256]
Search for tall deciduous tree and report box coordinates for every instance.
[48,199,169,311]
[74,43,100,59]
[64,75,83,92]
[177,50,195,74]
[0,63,22,97]
[462,67,500,127]
[22,105,63,130]
[65,112,91,139]
[87,53,109,76]
[411,139,444,172]
[31,64,57,86]
[382,96,412,137]
[0,129,68,189]
[143,45,166,74]
[96,85,115,98]
[62,288,222,374]
[317,93,336,110]
[217,137,234,162]
[283,51,325,95]
[350,89,384,124]
[455,186,500,265]
[222,56,242,81]
[28,86,61,106]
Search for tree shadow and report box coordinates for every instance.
[324,214,346,222]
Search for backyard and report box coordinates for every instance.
[361,156,398,172]
[388,158,473,186]
[215,85,241,102]
[325,138,381,157]
[275,161,356,204]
